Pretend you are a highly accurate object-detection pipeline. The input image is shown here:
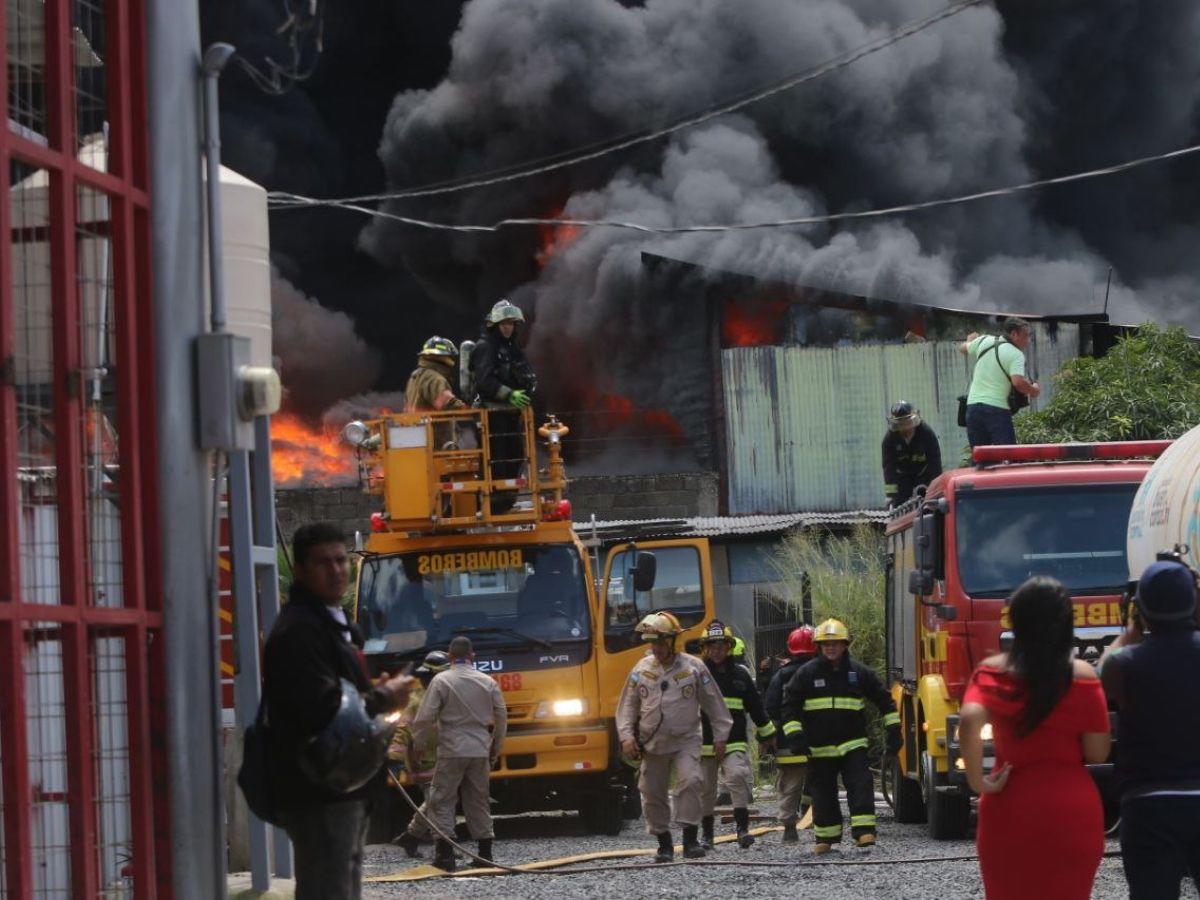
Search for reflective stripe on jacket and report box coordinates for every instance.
[780,654,896,757]
[700,658,774,755]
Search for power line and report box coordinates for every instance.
[267,0,986,208]
[265,140,1200,235]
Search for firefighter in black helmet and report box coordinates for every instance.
[881,401,942,507]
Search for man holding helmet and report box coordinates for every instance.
[263,522,414,900]
[781,618,900,853]
[765,625,817,842]
[881,400,942,507]
[1101,556,1200,899]
[616,611,732,862]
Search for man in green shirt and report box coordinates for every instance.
[958,317,1041,447]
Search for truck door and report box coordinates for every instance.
[595,539,713,719]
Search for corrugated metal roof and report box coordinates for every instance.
[722,328,1078,514]
[584,510,887,540]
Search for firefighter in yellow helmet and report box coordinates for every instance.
[780,618,900,853]
[406,336,467,412]
[616,611,732,862]
[698,620,776,850]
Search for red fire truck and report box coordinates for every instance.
[884,440,1171,839]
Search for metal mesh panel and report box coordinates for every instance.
[76,184,122,607]
[25,623,72,897]
[753,587,804,664]
[71,0,107,171]
[91,632,132,897]
[7,0,49,140]
[11,162,61,605]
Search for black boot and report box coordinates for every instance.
[700,815,715,850]
[394,830,422,858]
[682,824,706,859]
[654,831,674,863]
[470,838,494,868]
[734,808,755,848]
[432,839,456,872]
[782,819,799,843]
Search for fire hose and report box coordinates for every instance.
[384,770,1123,879]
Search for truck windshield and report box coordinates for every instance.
[357,545,590,652]
[955,484,1138,597]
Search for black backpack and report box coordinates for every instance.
[238,699,283,826]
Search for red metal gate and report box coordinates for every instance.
[1,0,166,896]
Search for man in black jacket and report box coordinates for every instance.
[765,625,816,842]
[881,401,942,507]
[469,299,537,506]
[264,522,413,900]
[698,620,776,849]
[781,619,900,853]
[1101,559,1200,899]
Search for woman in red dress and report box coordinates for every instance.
[960,577,1113,900]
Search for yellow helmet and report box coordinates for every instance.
[814,618,850,643]
[636,611,683,641]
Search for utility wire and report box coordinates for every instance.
[267,0,986,208]
[267,140,1200,235]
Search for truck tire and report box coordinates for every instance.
[580,790,623,836]
[621,785,642,820]
[922,752,969,840]
[890,754,927,824]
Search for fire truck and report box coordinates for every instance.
[884,440,1170,839]
[340,406,716,837]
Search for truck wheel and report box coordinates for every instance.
[580,791,623,836]
[922,752,969,840]
[621,786,642,820]
[890,754,927,824]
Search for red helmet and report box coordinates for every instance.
[787,625,816,656]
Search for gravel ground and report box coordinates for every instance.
[362,788,1198,899]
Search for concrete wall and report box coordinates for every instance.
[568,471,720,522]
[275,487,378,548]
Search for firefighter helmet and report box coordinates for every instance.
[296,678,397,794]
[419,335,458,360]
[416,650,451,675]
[486,299,525,326]
[814,618,850,643]
[888,400,921,431]
[787,625,816,656]
[636,611,684,641]
[700,619,734,645]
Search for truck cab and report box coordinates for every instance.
[342,406,715,837]
[884,440,1170,838]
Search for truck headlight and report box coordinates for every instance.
[980,723,993,741]
[535,699,587,718]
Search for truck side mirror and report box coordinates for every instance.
[908,510,942,596]
[908,569,934,596]
[633,552,657,593]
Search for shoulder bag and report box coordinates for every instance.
[958,336,1028,427]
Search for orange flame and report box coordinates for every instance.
[722,297,791,347]
[536,206,581,268]
[584,390,686,443]
[271,412,357,487]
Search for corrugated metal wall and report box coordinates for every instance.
[722,326,1079,513]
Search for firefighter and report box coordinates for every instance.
[393,650,451,858]
[616,611,732,862]
[881,401,942,507]
[406,336,467,412]
[410,636,507,872]
[781,618,901,853]
[469,300,537,507]
[765,625,816,843]
[698,620,776,850]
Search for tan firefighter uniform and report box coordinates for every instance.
[411,660,507,839]
[405,358,466,412]
[616,652,732,834]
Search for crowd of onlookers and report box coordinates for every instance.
[958,560,1200,900]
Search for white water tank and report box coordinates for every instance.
[207,165,272,368]
[1126,424,1200,578]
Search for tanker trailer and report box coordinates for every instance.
[1127,423,1200,575]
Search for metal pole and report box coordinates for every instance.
[201,43,235,334]
[147,1,226,897]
